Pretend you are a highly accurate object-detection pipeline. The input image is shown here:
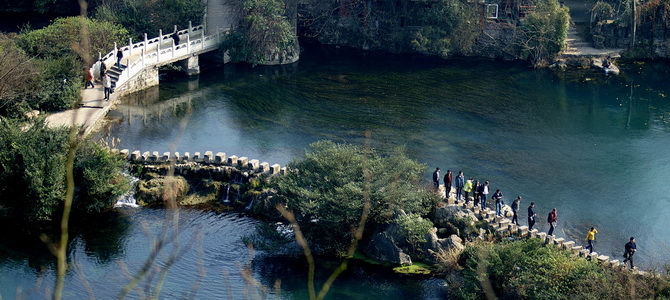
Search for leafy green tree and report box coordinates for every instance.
[519,0,570,66]
[74,142,130,213]
[270,140,440,254]
[0,118,129,223]
[17,16,129,61]
[411,0,481,58]
[223,0,297,66]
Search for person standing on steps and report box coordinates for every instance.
[480,181,490,209]
[116,48,123,69]
[455,171,464,202]
[492,189,504,216]
[472,180,481,207]
[584,227,598,254]
[527,202,536,230]
[444,170,452,200]
[102,72,112,100]
[462,177,473,205]
[547,208,558,236]
[100,60,107,79]
[511,196,521,225]
[432,167,440,192]
[623,237,637,269]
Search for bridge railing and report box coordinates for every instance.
[97,22,229,91]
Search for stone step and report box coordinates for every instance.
[562,240,575,250]
[553,237,565,246]
[571,245,583,255]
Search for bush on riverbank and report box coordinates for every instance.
[258,140,441,255]
[2,17,129,114]
[448,238,670,299]
[0,118,129,223]
[519,0,570,67]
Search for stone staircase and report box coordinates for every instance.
[562,23,623,57]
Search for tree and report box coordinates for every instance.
[519,0,570,67]
[222,0,298,66]
[0,118,129,223]
[0,34,41,116]
[269,140,440,254]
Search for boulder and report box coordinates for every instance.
[364,231,412,266]
[438,234,465,253]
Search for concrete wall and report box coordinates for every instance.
[115,66,159,97]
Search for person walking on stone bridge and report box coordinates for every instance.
[527,202,536,230]
[455,171,464,202]
[171,30,180,45]
[511,196,521,225]
[102,72,112,101]
[547,208,558,236]
[584,227,598,254]
[432,167,440,192]
[444,170,452,199]
[623,237,637,269]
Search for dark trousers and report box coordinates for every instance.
[445,185,451,198]
[456,187,462,201]
[85,80,94,88]
[548,222,556,236]
[480,194,487,208]
[585,240,594,253]
[623,253,634,268]
[104,87,111,99]
[463,191,469,203]
[512,211,518,224]
[528,217,535,230]
[433,181,439,191]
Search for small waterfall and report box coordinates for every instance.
[115,173,139,208]
[221,184,231,204]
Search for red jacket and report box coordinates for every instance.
[547,210,557,223]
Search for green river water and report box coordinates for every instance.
[2,47,670,299]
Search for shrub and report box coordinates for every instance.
[519,0,570,67]
[0,119,130,223]
[222,0,297,66]
[451,239,670,299]
[17,16,129,61]
[397,213,434,247]
[74,142,130,213]
[268,140,441,254]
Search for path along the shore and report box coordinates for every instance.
[45,28,209,135]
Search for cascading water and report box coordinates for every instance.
[221,184,231,204]
[115,172,139,208]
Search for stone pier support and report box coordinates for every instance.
[180,56,200,76]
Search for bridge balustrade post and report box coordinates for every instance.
[172,38,175,58]
[128,38,132,56]
[159,29,163,43]
[114,42,117,53]
[187,35,190,53]
[157,39,160,61]
[144,33,148,52]
[98,52,101,60]
[141,49,145,67]
[189,21,192,33]
[174,25,177,34]
[201,29,205,51]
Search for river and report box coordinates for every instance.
[106,47,670,266]
[3,47,670,298]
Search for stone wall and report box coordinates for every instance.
[113,148,285,177]
[115,67,159,98]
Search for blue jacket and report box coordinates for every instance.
[455,175,464,188]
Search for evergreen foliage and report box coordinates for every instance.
[452,239,670,299]
[0,119,129,223]
[269,140,440,254]
[519,0,570,66]
[222,0,297,66]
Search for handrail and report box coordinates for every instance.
[97,24,230,92]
